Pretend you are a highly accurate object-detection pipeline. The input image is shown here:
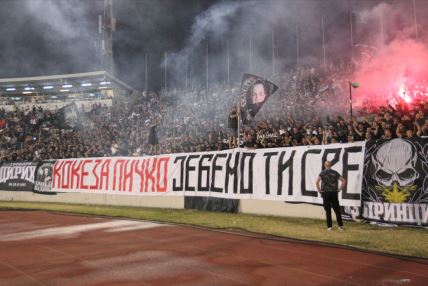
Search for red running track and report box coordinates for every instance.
[0,210,427,286]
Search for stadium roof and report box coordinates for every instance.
[0,71,133,96]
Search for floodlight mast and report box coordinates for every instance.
[98,0,116,75]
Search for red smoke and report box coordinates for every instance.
[352,39,428,108]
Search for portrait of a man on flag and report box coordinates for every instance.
[240,74,278,124]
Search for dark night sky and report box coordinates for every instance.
[0,0,426,91]
[113,0,216,89]
[0,0,215,90]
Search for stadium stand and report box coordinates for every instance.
[0,66,427,161]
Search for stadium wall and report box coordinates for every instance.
[240,199,325,219]
[0,191,325,219]
[0,191,184,209]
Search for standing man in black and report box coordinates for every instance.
[147,116,160,155]
[316,160,346,231]
[228,106,238,148]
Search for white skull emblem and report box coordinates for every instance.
[372,139,419,187]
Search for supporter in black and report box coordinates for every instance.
[244,131,256,148]
[382,128,393,140]
[416,119,428,136]
[291,127,303,143]
[404,128,417,139]
[352,122,365,141]
[228,105,238,146]
[365,131,374,142]
[316,160,346,231]
[401,114,414,131]
[147,118,159,155]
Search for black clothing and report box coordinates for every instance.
[319,169,340,192]
[228,111,238,129]
[228,111,238,138]
[402,120,413,131]
[319,168,344,228]
[322,192,344,228]
[292,132,303,144]
[148,125,158,145]
[354,130,365,141]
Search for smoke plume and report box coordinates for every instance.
[351,1,428,108]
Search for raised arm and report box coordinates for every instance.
[396,123,403,138]
[322,131,328,145]
[415,121,422,137]
[353,124,363,137]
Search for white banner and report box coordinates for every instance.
[51,142,365,206]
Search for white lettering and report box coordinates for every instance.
[396,204,407,222]
[0,166,36,184]
[373,203,383,220]
[421,204,428,225]
[383,203,395,221]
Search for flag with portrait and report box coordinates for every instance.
[240,74,278,124]
[55,102,82,129]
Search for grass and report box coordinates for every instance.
[1,201,427,259]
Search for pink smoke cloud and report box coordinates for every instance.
[352,39,428,108]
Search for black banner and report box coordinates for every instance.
[185,196,240,213]
[0,162,38,192]
[240,74,278,124]
[33,161,56,194]
[356,138,428,227]
[56,102,82,129]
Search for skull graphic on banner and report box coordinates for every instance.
[364,138,428,204]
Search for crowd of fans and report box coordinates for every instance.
[1,66,427,161]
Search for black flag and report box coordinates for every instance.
[240,74,278,124]
[55,102,81,129]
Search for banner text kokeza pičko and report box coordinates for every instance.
[52,157,170,193]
